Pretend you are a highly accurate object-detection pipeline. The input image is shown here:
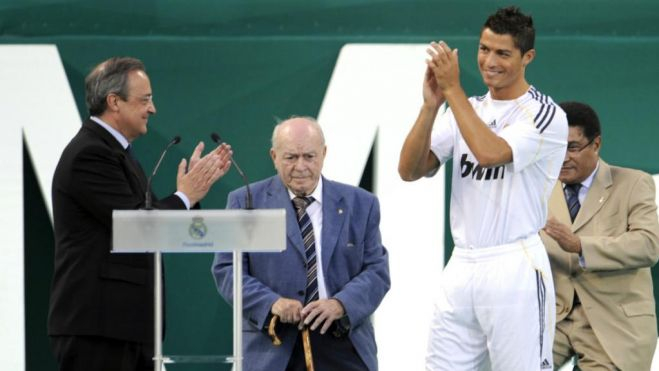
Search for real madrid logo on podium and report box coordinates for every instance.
[188,216,207,240]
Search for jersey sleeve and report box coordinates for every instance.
[429,104,456,165]
[499,102,568,173]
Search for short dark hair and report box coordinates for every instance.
[85,57,146,116]
[559,101,602,141]
[483,6,535,54]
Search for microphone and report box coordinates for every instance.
[144,135,181,210]
[211,132,253,210]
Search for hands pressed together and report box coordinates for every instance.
[423,40,461,108]
[271,297,345,335]
[176,141,233,206]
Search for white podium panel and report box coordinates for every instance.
[112,208,286,371]
[112,209,286,253]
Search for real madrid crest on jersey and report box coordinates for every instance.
[189,216,207,240]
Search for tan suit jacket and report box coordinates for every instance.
[541,160,659,371]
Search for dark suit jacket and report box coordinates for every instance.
[48,118,186,343]
[212,175,390,371]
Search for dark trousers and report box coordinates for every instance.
[50,335,154,371]
[285,329,368,371]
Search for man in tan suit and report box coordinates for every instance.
[542,101,659,370]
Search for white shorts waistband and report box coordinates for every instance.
[452,234,543,261]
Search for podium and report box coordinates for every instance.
[112,209,286,371]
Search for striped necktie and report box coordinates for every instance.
[565,183,582,222]
[292,196,318,304]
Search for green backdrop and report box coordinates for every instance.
[8,1,659,369]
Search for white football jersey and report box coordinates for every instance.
[430,86,568,247]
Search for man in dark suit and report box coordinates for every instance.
[48,57,232,371]
[212,117,390,371]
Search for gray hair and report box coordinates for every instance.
[271,115,326,149]
[85,57,145,116]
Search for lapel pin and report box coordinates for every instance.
[338,208,343,215]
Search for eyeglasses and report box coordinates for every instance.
[566,137,595,154]
[111,93,153,105]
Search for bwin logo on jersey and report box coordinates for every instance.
[460,153,505,181]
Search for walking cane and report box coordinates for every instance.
[301,327,314,371]
[268,315,315,371]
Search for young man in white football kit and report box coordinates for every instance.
[398,6,568,371]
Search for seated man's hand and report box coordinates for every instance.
[543,216,582,254]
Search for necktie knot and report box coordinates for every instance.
[292,196,314,213]
[125,144,137,159]
[565,183,582,222]
[565,183,582,196]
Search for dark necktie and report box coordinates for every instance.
[292,196,318,304]
[125,144,141,170]
[565,183,582,222]
[125,145,148,190]
[125,144,137,160]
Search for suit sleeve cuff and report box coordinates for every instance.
[174,191,191,209]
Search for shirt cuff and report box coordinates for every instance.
[578,254,586,268]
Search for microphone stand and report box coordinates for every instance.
[144,136,181,210]
[137,135,180,371]
[210,132,253,209]
[210,132,255,371]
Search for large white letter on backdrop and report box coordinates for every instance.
[0,45,80,371]
[318,44,445,371]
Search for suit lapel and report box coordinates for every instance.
[266,177,306,259]
[573,161,612,232]
[320,178,346,275]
